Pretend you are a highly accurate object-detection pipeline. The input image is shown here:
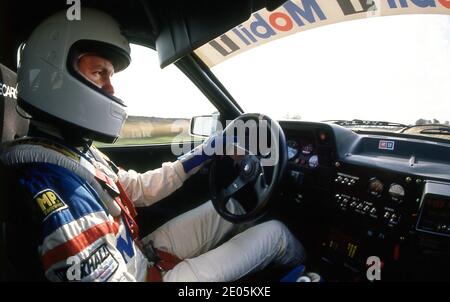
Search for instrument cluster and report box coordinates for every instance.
[287,139,319,168]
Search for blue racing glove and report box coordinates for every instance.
[178,132,236,175]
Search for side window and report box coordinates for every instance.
[99,44,216,146]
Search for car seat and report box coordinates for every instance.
[0,63,41,281]
[0,64,29,142]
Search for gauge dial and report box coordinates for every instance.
[389,183,405,203]
[368,178,384,197]
[308,155,319,168]
[288,146,298,160]
[302,143,314,155]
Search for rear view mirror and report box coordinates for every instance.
[190,114,219,137]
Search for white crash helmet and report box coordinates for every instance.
[17,8,131,143]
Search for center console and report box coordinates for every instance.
[280,121,450,280]
[320,162,450,280]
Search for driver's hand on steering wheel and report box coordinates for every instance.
[178,132,238,175]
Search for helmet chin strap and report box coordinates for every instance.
[29,120,65,140]
[29,119,92,148]
[62,130,93,149]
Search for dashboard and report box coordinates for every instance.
[278,120,450,281]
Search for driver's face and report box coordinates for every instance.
[77,54,115,95]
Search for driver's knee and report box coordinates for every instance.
[226,198,246,215]
[258,220,306,267]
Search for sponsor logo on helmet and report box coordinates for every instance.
[0,83,18,99]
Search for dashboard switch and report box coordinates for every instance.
[290,170,304,184]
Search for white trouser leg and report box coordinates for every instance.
[141,200,245,259]
[142,200,305,282]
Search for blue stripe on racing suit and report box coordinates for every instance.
[17,162,107,237]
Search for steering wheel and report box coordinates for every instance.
[209,113,287,223]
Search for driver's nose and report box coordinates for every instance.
[102,79,115,95]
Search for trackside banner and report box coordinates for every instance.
[194,0,450,67]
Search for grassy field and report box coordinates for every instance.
[94,134,202,148]
[401,125,450,141]
[93,116,206,147]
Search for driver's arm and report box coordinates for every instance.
[117,160,188,207]
[117,134,224,207]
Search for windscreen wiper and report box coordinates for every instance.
[323,119,408,128]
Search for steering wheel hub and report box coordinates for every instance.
[240,156,259,179]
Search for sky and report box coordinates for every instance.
[114,14,450,125]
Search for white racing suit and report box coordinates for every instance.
[1,136,305,282]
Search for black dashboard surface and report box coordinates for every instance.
[280,120,450,183]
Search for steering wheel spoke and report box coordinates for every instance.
[220,175,249,200]
[254,170,268,203]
